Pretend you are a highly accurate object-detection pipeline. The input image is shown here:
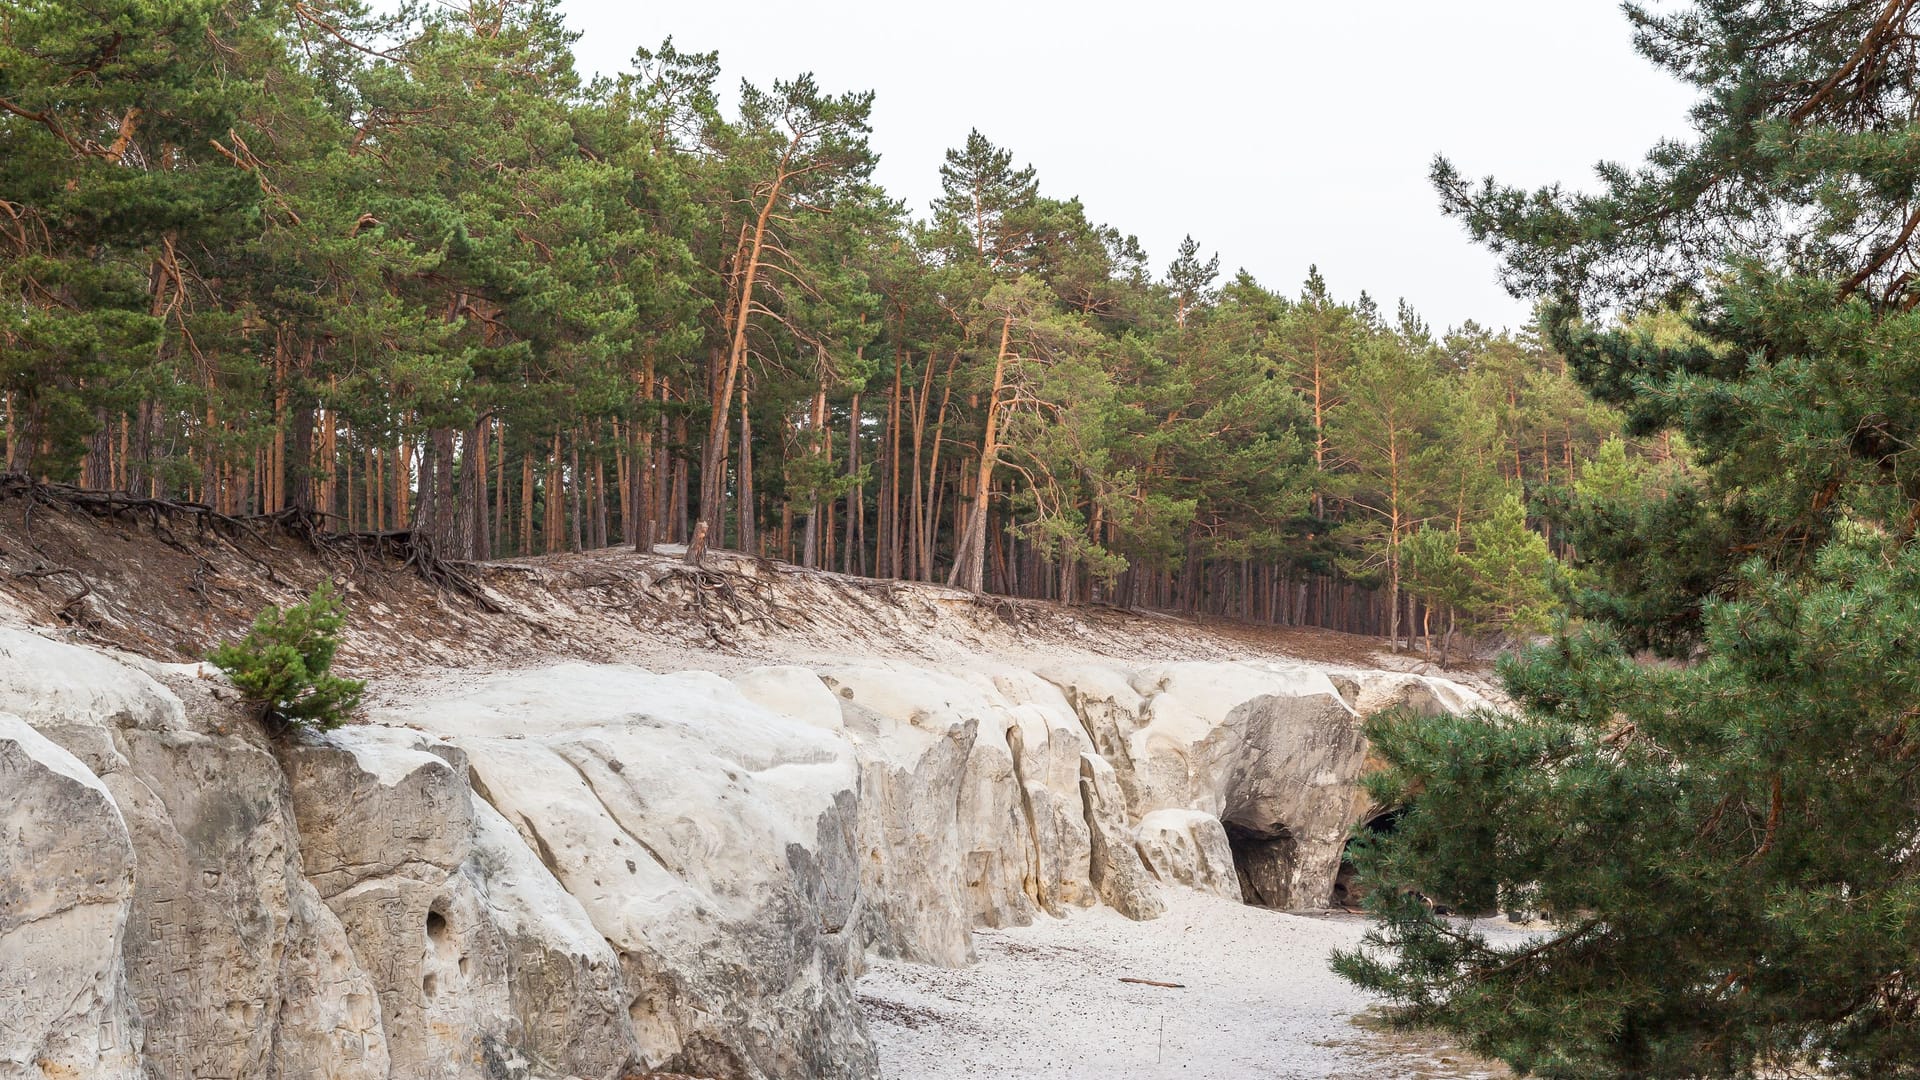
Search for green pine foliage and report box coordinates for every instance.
[1,0,1630,638]
[209,582,366,733]
[1341,519,1920,1077]
[1403,494,1561,652]
[1344,3,1920,1076]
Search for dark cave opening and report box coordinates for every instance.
[1224,819,1299,909]
[1330,807,1406,909]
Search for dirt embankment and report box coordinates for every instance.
[0,483,1479,689]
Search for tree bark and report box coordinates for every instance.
[802,380,828,569]
[492,420,505,556]
[844,390,862,575]
[431,427,456,548]
[919,351,959,581]
[462,418,489,560]
[568,432,584,553]
[702,135,805,547]
[884,339,905,578]
[949,316,1013,592]
[636,359,658,552]
[738,382,757,555]
[685,518,709,566]
[520,451,534,557]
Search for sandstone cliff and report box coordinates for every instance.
[0,536,1486,1080]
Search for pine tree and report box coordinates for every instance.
[930,128,1039,270]
[1341,4,1920,1076]
[1165,234,1220,326]
[210,581,365,733]
[0,0,269,480]
[1326,331,1456,650]
[1404,493,1560,659]
[0,0,1612,638]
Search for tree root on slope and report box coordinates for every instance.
[252,506,499,612]
[0,474,496,612]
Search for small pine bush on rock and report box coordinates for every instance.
[209,581,366,734]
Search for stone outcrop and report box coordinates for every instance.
[0,714,141,1080]
[0,620,1483,1080]
[1135,808,1242,901]
[392,663,872,1080]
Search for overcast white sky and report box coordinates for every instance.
[557,1,1697,332]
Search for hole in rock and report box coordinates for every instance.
[426,908,450,946]
[422,973,438,998]
[1224,818,1298,909]
[1331,808,1406,910]
[425,904,459,965]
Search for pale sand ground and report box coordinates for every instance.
[859,891,1518,1080]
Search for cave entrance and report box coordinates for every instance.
[1330,807,1405,909]
[1224,819,1298,910]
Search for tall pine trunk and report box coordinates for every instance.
[844,390,862,575]
[738,383,756,555]
[949,316,1013,592]
[884,339,905,578]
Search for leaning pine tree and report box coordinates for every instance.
[1335,2,1920,1077]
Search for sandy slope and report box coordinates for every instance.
[859,892,1517,1080]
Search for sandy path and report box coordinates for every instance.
[858,892,1513,1080]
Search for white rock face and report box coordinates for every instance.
[1135,808,1242,901]
[0,625,392,1080]
[390,662,873,1080]
[0,714,141,1080]
[0,624,181,776]
[281,726,637,1080]
[1031,661,1491,910]
[1079,754,1165,920]
[0,619,1485,1079]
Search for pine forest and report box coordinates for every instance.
[0,0,1635,650]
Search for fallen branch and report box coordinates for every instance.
[1119,977,1185,989]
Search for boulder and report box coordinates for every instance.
[1042,661,1369,908]
[1134,809,1242,901]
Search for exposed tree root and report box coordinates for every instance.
[255,506,499,612]
[969,592,1026,625]
[655,563,808,644]
[553,557,806,647]
[0,473,260,595]
[12,564,92,618]
[0,474,496,611]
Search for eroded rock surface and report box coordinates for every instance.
[0,714,141,1080]
[0,619,1483,1079]
[391,664,872,1080]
